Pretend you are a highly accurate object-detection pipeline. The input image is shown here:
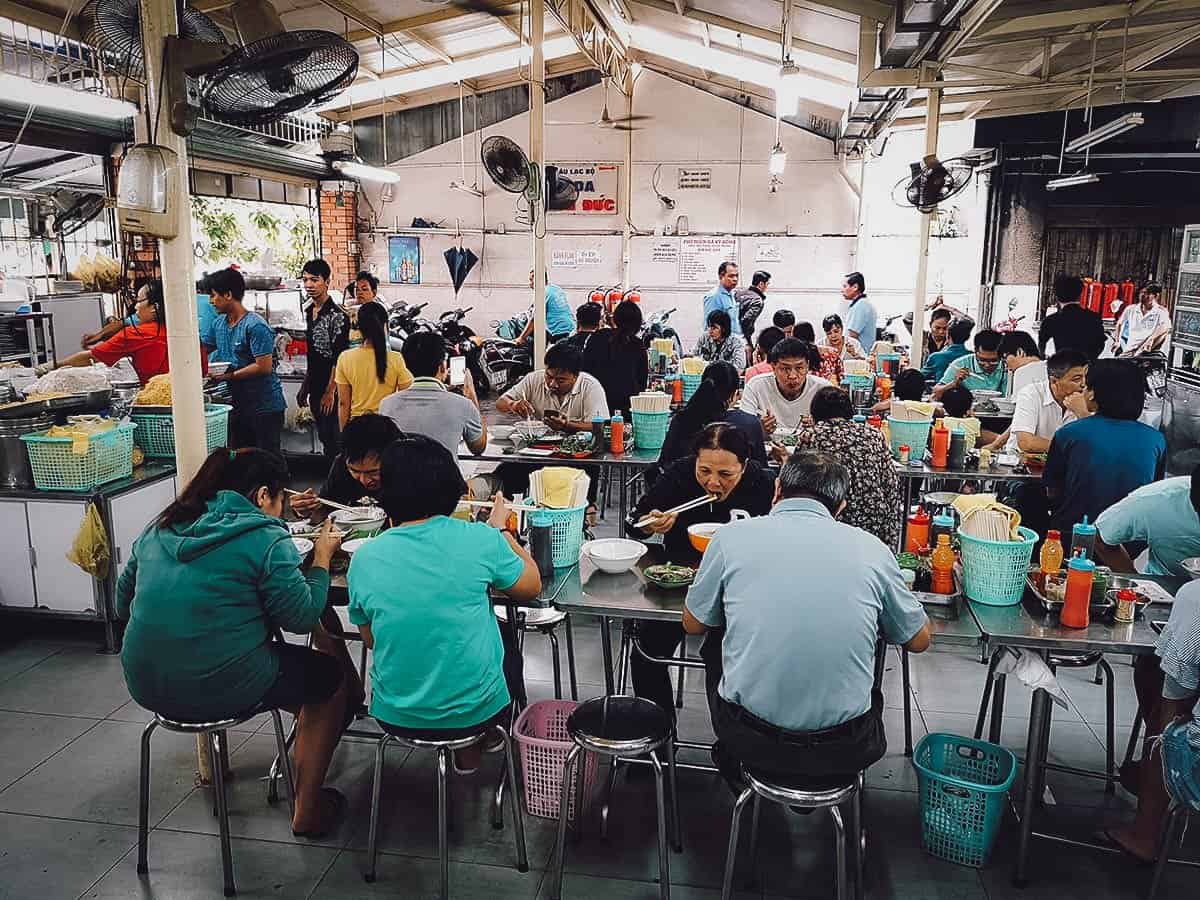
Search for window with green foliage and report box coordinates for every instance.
[190,196,316,276]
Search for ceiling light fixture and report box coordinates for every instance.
[776,62,803,119]
[0,73,136,120]
[1046,172,1100,191]
[332,160,402,184]
[1065,112,1144,154]
[768,142,787,176]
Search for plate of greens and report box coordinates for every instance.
[644,563,696,589]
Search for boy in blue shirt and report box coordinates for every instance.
[922,318,973,382]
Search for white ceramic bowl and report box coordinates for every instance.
[341,538,371,555]
[514,420,549,441]
[1182,557,1200,579]
[207,361,232,377]
[582,538,647,574]
[331,506,387,534]
[291,537,313,557]
[490,424,516,441]
[288,520,312,535]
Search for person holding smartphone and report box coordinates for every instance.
[380,331,487,458]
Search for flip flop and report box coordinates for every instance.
[1095,827,1155,867]
[293,787,347,840]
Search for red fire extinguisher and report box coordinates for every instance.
[1102,282,1120,319]
[1082,279,1104,314]
[1119,279,1136,313]
[606,287,625,317]
[622,286,642,304]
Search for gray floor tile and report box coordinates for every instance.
[0,812,136,900]
[316,850,544,899]
[0,647,130,718]
[1057,657,1142,729]
[0,709,98,791]
[867,709,928,794]
[908,648,1076,721]
[537,872,750,899]
[0,639,66,683]
[159,731,375,850]
[0,719,250,827]
[81,827,339,899]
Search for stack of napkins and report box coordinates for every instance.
[530,467,591,509]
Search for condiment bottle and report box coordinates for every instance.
[591,416,605,449]
[905,506,931,553]
[1061,556,1096,628]
[1114,587,1137,623]
[853,414,868,424]
[931,513,955,547]
[931,534,956,594]
[899,443,911,464]
[671,376,683,405]
[1070,516,1097,560]
[948,428,967,469]
[930,421,950,468]
[1039,529,1064,591]
[867,414,883,429]
[876,376,892,401]
[610,411,625,454]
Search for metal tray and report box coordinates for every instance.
[1025,566,1117,617]
[912,569,962,608]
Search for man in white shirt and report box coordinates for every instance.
[496,342,609,433]
[1112,284,1171,356]
[738,337,832,432]
[1004,349,1090,453]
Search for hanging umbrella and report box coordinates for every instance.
[444,245,479,295]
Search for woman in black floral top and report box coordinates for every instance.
[694,309,747,371]
[793,386,901,546]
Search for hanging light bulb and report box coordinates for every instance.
[768,142,788,175]
[776,61,803,118]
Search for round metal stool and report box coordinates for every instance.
[549,695,680,900]
[495,605,579,700]
[363,722,528,900]
[137,708,294,897]
[722,769,865,900]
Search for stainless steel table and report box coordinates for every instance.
[966,575,1183,887]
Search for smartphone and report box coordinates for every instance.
[449,355,466,387]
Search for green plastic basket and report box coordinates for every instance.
[888,417,933,460]
[680,373,702,402]
[130,404,231,458]
[528,504,587,568]
[845,373,875,391]
[631,410,669,451]
[959,526,1038,606]
[21,422,136,492]
[913,733,1017,867]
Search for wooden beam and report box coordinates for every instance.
[672,0,686,14]
[401,30,454,65]
[979,1,1200,39]
[804,0,892,21]
[0,0,81,38]
[344,4,519,44]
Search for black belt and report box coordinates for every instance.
[723,698,871,748]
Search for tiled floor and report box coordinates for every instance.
[1,607,1197,897]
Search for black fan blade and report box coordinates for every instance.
[481,136,531,193]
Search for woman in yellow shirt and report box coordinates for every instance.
[335,302,413,428]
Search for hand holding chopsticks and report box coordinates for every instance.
[634,494,717,531]
[285,488,357,513]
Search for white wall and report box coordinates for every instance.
[356,72,982,346]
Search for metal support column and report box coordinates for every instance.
[911,65,941,361]
[530,0,547,368]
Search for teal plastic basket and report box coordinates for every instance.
[130,404,231,458]
[21,422,136,492]
[913,733,1017,867]
[632,410,669,451]
[528,504,587,567]
[845,373,874,391]
[680,373,702,402]
[959,526,1038,606]
[888,417,933,460]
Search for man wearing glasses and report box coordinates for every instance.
[932,328,1007,400]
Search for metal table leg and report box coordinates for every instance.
[600,615,615,695]
[1014,686,1052,887]
[901,648,913,757]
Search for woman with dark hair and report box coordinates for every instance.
[582,299,649,413]
[627,422,775,717]
[116,448,360,837]
[794,386,901,545]
[334,301,413,428]
[694,309,748,370]
[348,435,540,772]
[658,361,767,469]
[821,313,866,361]
[1044,359,1166,536]
[795,321,844,383]
[54,281,179,384]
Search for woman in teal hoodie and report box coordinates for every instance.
[117,447,358,837]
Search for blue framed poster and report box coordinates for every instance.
[388,235,421,284]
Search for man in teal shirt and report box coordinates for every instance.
[518,268,574,344]
[933,327,1007,399]
[1096,470,1200,577]
[922,318,973,382]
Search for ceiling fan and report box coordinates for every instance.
[548,77,652,131]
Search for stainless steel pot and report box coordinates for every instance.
[0,413,56,488]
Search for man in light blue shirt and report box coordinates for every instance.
[703,261,742,337]
[1096,471,1200,577]
[840,271,876,349]
[683,451,930,785]
[519,269,574,343]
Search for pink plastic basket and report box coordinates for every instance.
[513,700,598,823]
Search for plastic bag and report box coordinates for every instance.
[67,503,110,579]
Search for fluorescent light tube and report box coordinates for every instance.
[768,143,787,175]
[1065,112,1144,154]
[0,73,136,120]
[1046,172,1100,190]
[776,62,803,118]
[332,160,402,184]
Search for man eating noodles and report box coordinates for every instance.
[289,414,402,522]
[737,337,832,433]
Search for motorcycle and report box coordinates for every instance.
[642,306,683,358]
[435,307,490,395]
[386,300,436,350]
[476,307,534,395]
[993,297,1026,334]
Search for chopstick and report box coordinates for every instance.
[634,494,717,530]
[284,489,357,512]
[461,499,539,513]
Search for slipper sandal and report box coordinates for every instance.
[1095,827,1155,867]
[293,787,347,839]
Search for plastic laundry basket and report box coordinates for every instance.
[632,410,669,451]
[680,373,702,402]
[528,504,587,567]
[21,422,136,492]
[888,417,933,460]
[514,700,598,823]
[959,526,1037,606]
[913,733,1017,867]
[130,404,231,458]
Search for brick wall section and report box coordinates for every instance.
[318,185,359,290]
